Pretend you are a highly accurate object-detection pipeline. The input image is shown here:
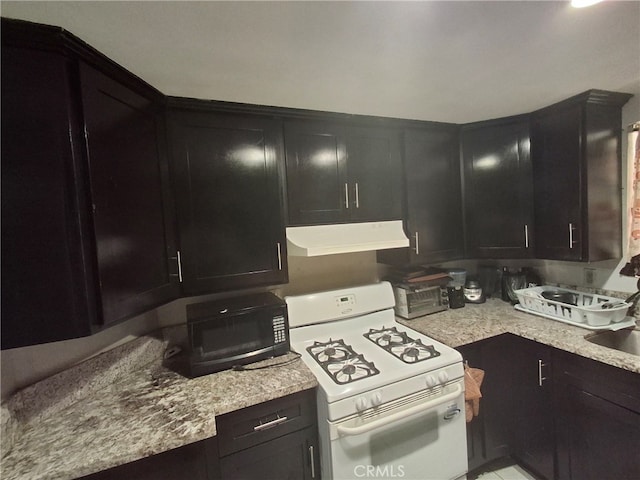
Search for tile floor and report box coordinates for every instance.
[469,459,540,480]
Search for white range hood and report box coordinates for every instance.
[286,220,409,257]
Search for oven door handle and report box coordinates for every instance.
[336,383,462,437]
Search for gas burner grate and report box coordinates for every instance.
[306,339,379,385]
[364,326,441,364]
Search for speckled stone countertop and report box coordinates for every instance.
[3,299,638,480]
[398,298,640,374]
[1,332,317,480]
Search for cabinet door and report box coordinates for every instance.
[170,111,288,294]
[462,118,534,258]
[478,334,515,463]
[377,126,463,266]
[82,439,212,480]
[345,126,403,222]
[219,426,319,480]
[456,343,485,473]
[533,97,625,262]
[1,46,97,349]
[80,63,180,325]
[556,386,640,480]
[456,335,515,472]
[406,127,463,262]
[284,120,348,225]
[532,105,582,261]
[554,350,640,480]
[511,337,555,480]
[216,389,319,480]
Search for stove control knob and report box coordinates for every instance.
[426,375,438,388]
[355,397,369,412]
[371,392,383,407]
[438,371,450,384]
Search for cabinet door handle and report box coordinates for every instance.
[253,415,288,431]
[344,183,349,209]
[413,231,420,255]
[354,182,360,208]
[538,359,547,386]
[568,223,577,248]
[309,445,316,478]
[276,242,282,270]
[169,250,183,283]
[524,224,529,248]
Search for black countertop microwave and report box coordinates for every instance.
[187,292,289,377]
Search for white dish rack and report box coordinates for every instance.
[513,286,636,330]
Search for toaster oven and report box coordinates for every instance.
[393,283,449,319]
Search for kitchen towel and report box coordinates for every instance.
[464,363,485,423]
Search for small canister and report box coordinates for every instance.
[464,278,486,304]
[447,285,465,309]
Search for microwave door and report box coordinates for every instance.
[195,314,274,361]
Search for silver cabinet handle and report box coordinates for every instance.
[169,250,183,283]
[344,183,349,209]
[524,224,529,248]
[276,242,282,270]
[309,445,316,478]
[253,415,288,431]
[569,223,576,248]
[538,359,547,386]
[354,182,360,208]
[413,231,420,255]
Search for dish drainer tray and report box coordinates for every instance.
[513,285,636,330]
[514,304,635,331]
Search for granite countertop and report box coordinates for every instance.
[1,334,317,480]
[3,299,638,480]
[398,297,640,374]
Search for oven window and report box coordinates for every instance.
[370,411,438,466]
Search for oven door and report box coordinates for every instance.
[325,381,467,480]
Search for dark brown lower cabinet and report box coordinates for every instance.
[214,389,320,480]
[218,426,318,480]
[460,334,555,478]
[457,335,514,472]
[459,334,640,480]
[554,350,640,480]
[511,337,555,480]
[82,439,215,480]
[81,389,319,480]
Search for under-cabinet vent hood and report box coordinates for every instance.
[286,220,409,257]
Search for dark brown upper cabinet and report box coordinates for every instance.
[1,18,180,349]
[168,105,288,295]
[79,63,180,325]
[531,90,632,262]
[377,124,464,266]
[284,120,403,226]
[461,116,534,259]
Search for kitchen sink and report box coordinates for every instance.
[585,328,640,356]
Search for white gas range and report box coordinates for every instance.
[286,281,468,480]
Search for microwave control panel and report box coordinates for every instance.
[272,315,287,344]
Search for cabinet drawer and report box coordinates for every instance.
[217,389,316,457]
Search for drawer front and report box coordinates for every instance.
[217,389,316,457]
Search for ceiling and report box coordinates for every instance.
[1,1,639,123]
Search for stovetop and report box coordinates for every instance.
[364,326,441,364]
[289,309,462,402]
[306,339,380,385]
